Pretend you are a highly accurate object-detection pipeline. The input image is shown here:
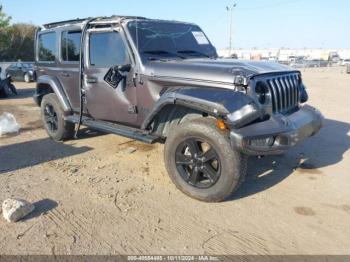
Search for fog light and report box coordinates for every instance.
[249,137,275,147]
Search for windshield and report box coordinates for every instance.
[127,21,218,61]
[22,63,33,69]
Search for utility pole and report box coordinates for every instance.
[226,2,237,57]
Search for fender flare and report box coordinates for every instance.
[141,87,261,130]
[35,75,72,112]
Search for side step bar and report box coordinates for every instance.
[65,115,160,144]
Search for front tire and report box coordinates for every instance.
[41,93,75,141]
[24,73,31,83]
[164,118,247,202]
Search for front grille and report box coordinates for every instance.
[266,73,301,113]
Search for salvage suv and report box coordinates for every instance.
[34,16,323,202]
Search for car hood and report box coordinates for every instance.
[144,58,298,84]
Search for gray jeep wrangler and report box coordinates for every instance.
[34,16,323,202]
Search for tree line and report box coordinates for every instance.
[0,5,37,62]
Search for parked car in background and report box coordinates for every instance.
[290,62,305,68]
[307,59,328,68]
[291,59,328,68]
[278,60,290,66]
[341,59,350,66]
[5,62,35,83]
[290,60,307,68]
[328,52,340,65]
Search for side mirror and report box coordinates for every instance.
[104,64,131,89]
[117,64,131,73]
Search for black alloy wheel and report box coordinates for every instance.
[164,118,248,202]
[44,103,59,133]
[40,93,75,141]
[175,138,221,189]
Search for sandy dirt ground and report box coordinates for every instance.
[0,67,349,255]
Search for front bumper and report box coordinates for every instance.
[230,105,324,155]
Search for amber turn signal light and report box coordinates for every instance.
[216,119,228,130]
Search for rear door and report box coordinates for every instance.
[36,31,60,85]
[83,28,137,125]
[58,30,81,110]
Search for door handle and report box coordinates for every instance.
[60,72,70,77]
[85,77,97,84]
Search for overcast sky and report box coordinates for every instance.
[1,0,349,49]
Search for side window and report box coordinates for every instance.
[89,31,129,67]
[61,31,81,62]
[38,32,57,62]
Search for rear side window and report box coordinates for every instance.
[61,31,81,62]
[89,31,129,67]
[38,32,57,62]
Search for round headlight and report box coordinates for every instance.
[255,81,269,104]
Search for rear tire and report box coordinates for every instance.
[164,118,247,202]
[41,93,75,141]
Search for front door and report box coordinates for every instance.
[84,29,137,125]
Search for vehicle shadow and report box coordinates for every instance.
[0,138,92,175]
[22,199,58,221]
[231,118,350,200]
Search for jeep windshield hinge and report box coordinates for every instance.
[74,17,100,139]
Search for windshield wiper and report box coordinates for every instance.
[177,50,211,58]
[143,50,186,59]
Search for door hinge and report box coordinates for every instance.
[128,105,138,114]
